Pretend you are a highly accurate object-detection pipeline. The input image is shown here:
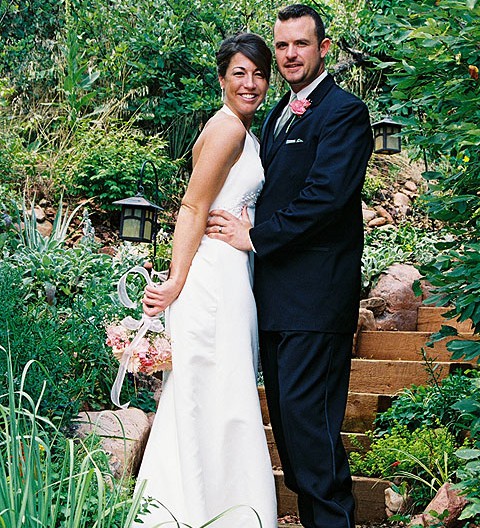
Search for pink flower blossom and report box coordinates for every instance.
[106,320,172,375]
[106,324,129,347]
[290,98,311,116]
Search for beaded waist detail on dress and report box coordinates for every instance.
[216,188,262,218]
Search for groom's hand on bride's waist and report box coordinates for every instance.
[206,208,253,251]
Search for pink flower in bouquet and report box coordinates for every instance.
[106,321,172,375]
[106,324,129,345]
[290,98,311,116]
[106,324,130,358]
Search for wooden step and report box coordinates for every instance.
[265,425,281,468]
[353,476,390,523]
[343,392,391,432]
[417,306,474,334]
[265,426,372,468]
[274,470,389,523]
[341,432,371,453]
[261,389,390,433]
[349,358,464,395]
[259,385,270,425]
[356,330,478,362]
[274,470,298,516]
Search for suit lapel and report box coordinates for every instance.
[262,74,337,168]
[261,92,290,164]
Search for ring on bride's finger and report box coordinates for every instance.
[219,226,222,233]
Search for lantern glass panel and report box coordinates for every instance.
[144,219,152,240]
[387,134,400,151]
[123,217,142,239]
[124,207,143,219]
[374,134,385,152]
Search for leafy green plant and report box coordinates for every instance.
[454,448,480,524]
[60,3,100,128]
[361,171,384,203]
[419,243,480,362]
[60,123,182,210]
[375,370,480,440]
[349,424,462,508]
[17,196,86,253]
[451,384,480,440]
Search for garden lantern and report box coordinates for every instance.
[372,116,403,155]
[113,160,162,258]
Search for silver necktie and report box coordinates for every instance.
[274,94,297,138]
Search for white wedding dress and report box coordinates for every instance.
[133,105,277,528]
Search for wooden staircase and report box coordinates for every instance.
[261,306,477,526]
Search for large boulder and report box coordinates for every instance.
[407,482,468,528]
[75,408,152,478]
[369,263,423,330]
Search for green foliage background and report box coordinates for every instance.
[367,0,480,360]
[1,0,480,519]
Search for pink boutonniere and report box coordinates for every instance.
[290,98,312,116]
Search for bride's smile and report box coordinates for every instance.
[219,52,269,127]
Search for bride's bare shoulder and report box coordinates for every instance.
[193,110,246,156]
[205,109,245,136]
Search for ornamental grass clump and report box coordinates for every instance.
[0,346,144,528]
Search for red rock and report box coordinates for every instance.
[407,483,468,527]
[363,209,377,222]
[368,217,387,227]
[374,205,394,223]
[369,263,423,330]
[393,192,411,207]
[404,180,418,192]
[75,408,152,478]
[36,220,53,237]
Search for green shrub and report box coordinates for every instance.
[349,424,462,508]
[58,123,185,211]
[454,448,480,524]
[0,201,157,426]
[375,370,480,441]
[361,171,384,203]
[0,126,36,191]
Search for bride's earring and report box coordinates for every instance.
[221,87,225,101]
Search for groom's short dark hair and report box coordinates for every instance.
[216,33,272,82]
[277,4,325,46]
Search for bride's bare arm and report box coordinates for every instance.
[143,117,246,316]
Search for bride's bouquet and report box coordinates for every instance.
[106,321,172,375]
[108,265,171,408]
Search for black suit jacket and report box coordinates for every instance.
[250,74,373,332]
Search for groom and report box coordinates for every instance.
[207,4,372,527]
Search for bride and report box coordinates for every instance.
[133,33,277,528]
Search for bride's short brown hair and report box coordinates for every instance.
[216,33,272,82]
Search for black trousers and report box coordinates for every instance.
[259,331,355,528]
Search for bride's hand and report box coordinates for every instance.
[142,278,182,317]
